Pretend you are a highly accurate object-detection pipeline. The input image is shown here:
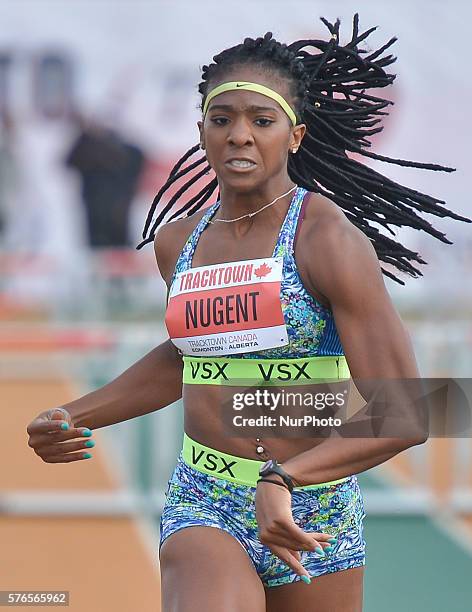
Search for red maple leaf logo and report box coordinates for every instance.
[254,263,272,278]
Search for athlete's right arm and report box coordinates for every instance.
[27,220,194,462]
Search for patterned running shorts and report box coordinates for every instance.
[159,452,366,588]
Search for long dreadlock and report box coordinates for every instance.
[137,13,470,285]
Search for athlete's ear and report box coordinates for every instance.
[197,120,205,150]
[289,123,306,154]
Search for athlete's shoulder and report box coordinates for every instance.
[298,191,383,301]
[153,207,210,287]
[302,190,372,252]
[302,190,347,230]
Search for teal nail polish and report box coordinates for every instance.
[81,429,92,437]
[60,423,69,431]
[325,546,333,553]
[83,452,92,459]
[301,575,311,584]
[315,546,325,556]
[328,538,337,544]
[84,440,95,448]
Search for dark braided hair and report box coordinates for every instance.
[137,13,471,285]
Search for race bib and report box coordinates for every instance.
[165,257,288,356]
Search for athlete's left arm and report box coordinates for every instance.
[281,212,428,486]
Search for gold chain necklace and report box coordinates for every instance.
[208,185,297,224]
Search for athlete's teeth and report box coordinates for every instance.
[230,160,254,167]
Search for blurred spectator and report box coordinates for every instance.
[0,113,18,248]
[65,121,144,247]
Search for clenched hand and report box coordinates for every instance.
[27,407,94,463]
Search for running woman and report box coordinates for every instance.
[27,14,470,612]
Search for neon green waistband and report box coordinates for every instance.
[181,432,350,489]
[182,354,350,386]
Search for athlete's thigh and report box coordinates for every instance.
[160,526,266,612]
[265,566,364,612]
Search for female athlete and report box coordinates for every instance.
[27,14,470,612]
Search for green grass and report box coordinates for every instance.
[357,472,472,611]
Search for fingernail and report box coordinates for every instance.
[315,546,325,556]
[325,546,333,553]
[81,429,92,437]
[301,575,311,584]
[83,452,92,459]
[84,440,95,448]
[60,423,69,431]
[328,538,337,544]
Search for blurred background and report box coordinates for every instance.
[1,1,471,610]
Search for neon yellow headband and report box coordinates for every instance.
[202,81,298,126]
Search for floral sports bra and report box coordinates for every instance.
[165,186,344,359]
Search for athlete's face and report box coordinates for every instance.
[197,65,306,191]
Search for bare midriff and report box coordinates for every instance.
[183,383,324,462]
